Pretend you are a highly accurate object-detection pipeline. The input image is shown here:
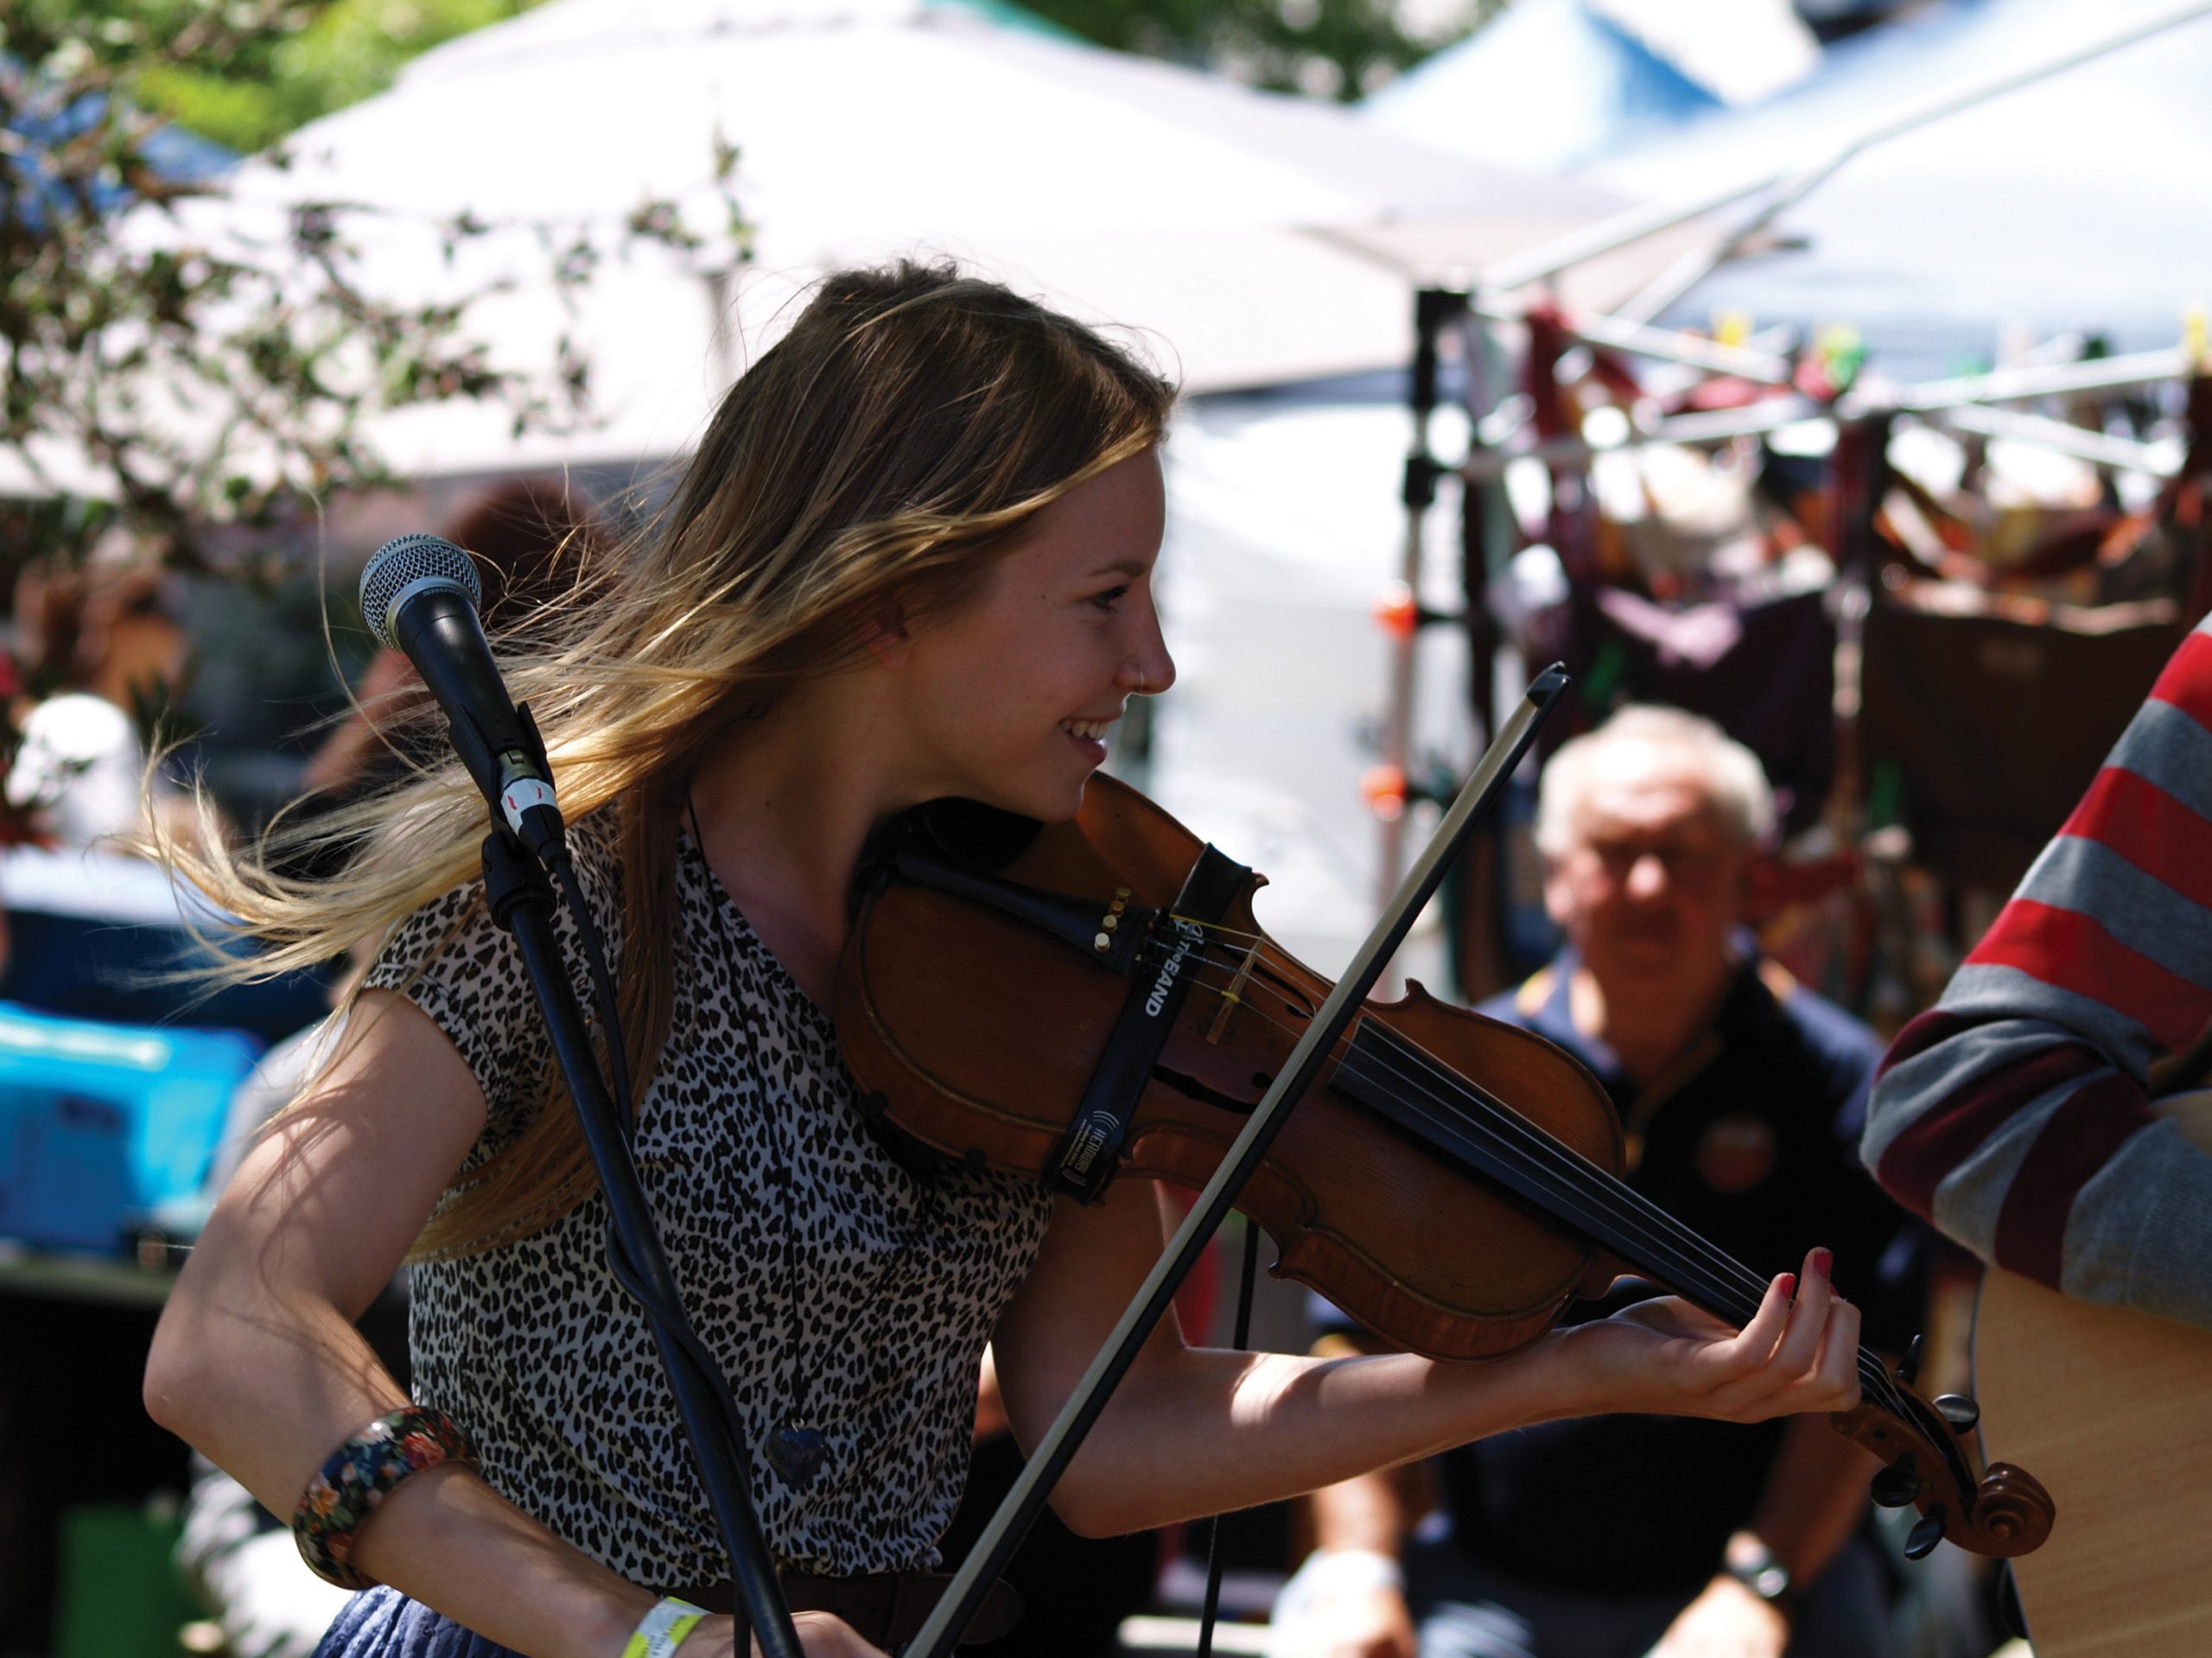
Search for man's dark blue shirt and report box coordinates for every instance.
[1319,943,1919,1597]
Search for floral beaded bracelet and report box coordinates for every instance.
[293,1405,477,1589]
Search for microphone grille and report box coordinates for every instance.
[359,534,484,648]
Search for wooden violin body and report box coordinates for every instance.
[839,772,1621,1361]
[835,773,2054,1560]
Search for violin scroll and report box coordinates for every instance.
[1835,1372,2056,1559]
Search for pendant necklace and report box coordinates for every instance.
[687,803,937,1493]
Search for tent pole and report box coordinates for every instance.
[1933,405,2180,479]
[1471,300,1792,383]
[1893,349,2195,412]
[1455,347,2199,480]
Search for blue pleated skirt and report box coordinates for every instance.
[313,1585,523,1658]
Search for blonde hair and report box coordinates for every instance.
[1534,704,1776,859]
[165,263,1178,1255]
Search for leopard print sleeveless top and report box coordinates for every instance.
[364,813,1054,1585]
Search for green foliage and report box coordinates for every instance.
[0,0,1472,590]
[1024,0,1503,100]
[4,3,306,110]
[138,0,550,153]
[14,1,1506,150]
[1,0,749,580]
[3,0,549,152]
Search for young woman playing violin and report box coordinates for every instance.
[143,264,1861,1658]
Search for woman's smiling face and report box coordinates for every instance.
[887,447,1175,823]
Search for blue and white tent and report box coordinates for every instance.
[1362,0,1726,175]
[1587,0,2212,367]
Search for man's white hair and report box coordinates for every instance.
[1534,704,1777,858]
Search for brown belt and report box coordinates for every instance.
[672,1572,1024,1649]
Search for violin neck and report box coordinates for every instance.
[1334,1026,2032,1561]
[1333,1023,1770,1327]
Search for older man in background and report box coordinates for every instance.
[1277,706,1921,1658]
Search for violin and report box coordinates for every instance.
[834,772,2054,1561]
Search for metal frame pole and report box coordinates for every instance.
[1376,288,1470,905]
[1468,302,1793,384]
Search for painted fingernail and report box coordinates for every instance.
[1777,1272,1797,1303]
[1812,1248,1834,1278]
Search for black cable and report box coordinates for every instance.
[547,848,634,1126]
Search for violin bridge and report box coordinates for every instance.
[1205,941,1262,1045]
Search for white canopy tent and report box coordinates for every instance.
[165,0,1645,480]
[99,0,1671,968]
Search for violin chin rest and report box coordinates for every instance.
[902,797,1044,871]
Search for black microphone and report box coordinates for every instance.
[359,533,566,866]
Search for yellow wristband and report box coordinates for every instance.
[622,1597,707,1658]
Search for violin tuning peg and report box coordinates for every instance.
[1904,1509,1948,1560]
[1933,1393,1980,1431]
[1897,1334,1923,1387]
[1870,1462,1921,1509]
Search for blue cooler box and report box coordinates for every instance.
[0,1002,261,1254]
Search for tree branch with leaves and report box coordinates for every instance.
[1,0,748,581]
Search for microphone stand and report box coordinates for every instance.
[906,665,1572,1658]
[477,829,802,1658]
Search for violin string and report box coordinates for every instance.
[1141,924,1826,1320]
[1353,1025,1771,1314]
[1351,1013,1908,1405]
[1127,918,1305,979]
[1123,934,1742,1305]
[1125,930,1769,1314]
[1121,930,1911,1419]
[1360,1020,1914,1417]
[1345,1023,1911,1417]
[1124,928,1760,1305]
[1109,918,1913,1416]
[1124,929,1323,1019]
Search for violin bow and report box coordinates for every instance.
[905,666,1572,1658]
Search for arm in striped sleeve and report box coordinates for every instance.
[1861,624,2212,1331]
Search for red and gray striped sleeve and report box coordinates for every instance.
[1862,620,2212,1330]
